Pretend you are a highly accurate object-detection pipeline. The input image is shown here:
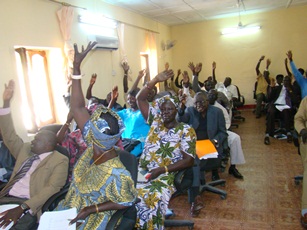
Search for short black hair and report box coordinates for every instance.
[128,88,140,97]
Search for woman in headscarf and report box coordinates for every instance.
[56,42,137,230]
[135,70,196,230]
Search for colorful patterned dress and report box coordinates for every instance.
[56,148,137,230]
[135,101,196,230]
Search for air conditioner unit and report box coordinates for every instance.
[88,35,119,50]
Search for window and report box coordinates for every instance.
[15,48,55,133]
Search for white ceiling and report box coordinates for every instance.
[101,0,307,26]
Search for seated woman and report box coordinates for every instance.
[55,42,137,229]
[135,70,196,230]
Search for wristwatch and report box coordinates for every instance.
[20,203,29,213]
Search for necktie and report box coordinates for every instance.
[285,90,292,107]
[0,154,39,198]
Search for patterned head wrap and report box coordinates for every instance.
[153,94,180,110]
[83,105,125,150]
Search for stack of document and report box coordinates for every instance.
[196,140,218,160]
[38,208,77,230]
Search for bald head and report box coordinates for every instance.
[31,130,57,154]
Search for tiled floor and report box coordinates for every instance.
[167,110,304,230]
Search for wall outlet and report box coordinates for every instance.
[112,70,116,76]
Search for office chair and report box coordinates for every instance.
[164,167,194,230]
[232,85,245,122]
[199,157,227,200]
[41,150,139,230]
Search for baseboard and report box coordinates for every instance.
[237,104,256,110]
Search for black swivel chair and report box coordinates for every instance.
[41,150,139,230]
[164,168,194,230]
[199,157,227,200]
[232,85,245,122]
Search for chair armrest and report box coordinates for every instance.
[41,184,70,212]
[174,168,193,194]
[106,198,140,230]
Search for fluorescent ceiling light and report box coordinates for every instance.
[78,14,117,28]
[221,25,261,36]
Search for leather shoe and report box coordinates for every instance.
[190,195,203,217]
[287,134,293,143]
[264,136,270,145]
[301,213,307,228]
[228,167,244,179]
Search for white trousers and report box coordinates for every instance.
[227,131,246,165]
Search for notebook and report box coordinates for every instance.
[196,140,218,160]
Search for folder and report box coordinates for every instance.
[196,140,218,160]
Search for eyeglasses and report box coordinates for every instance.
[194,100,206,106]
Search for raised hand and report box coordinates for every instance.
[73,42,97,73]
[177,69,182,77]
[165,62,170,71]
[121,61,130,73]
[286,50,293,60]
[137,69,146,79]
[194,63,203,74]
[3,80,15,102]
[155,70,174,82]
[266,58,271,67]
[259,55,265,61]
[90,73,97,85]
[212,61,216,70]
[188,62,195,74]
[111,85,119,101]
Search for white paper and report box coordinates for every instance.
[38,208,77,230]
[199,152,218,160]
[0,204,19,230]
[275,105,290,112]
[137,170,149,183]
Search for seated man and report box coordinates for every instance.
[255,55,271,118]
[0,129,15,183]
[264,76,301,145]
[0,80,68,229]
[208,89,245,179]
[177,91,228,217]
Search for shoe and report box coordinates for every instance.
[264,136,270,145]
[256,115,261,119]
[287,134,293,143]
[228,167,244,179]
[301,213,307,228]
[190,195,203,217]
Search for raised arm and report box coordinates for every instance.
[286,50,304,81]
[190,62,203,93]
[129,69,146,93]
[85,73,97,100]
[284,58,292,78]
[108,85,119,110]
[212,61,217,84]
[71,42,97,132]
[264,58,271,84]
[137,70,174,121]
[56,110,73,144]
[121,62,129,94]
[255,55,265,76]
[174,69,182,88]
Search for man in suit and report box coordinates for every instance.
[177,91,228,217]
[0,80,69,230]
[264,75,300,145]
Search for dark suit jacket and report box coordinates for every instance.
[177,104,228,155]
[268,84,301,110]
[0,113,69,217]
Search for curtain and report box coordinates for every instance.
[56,6,74,80]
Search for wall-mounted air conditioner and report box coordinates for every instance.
[88,35,119,50]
